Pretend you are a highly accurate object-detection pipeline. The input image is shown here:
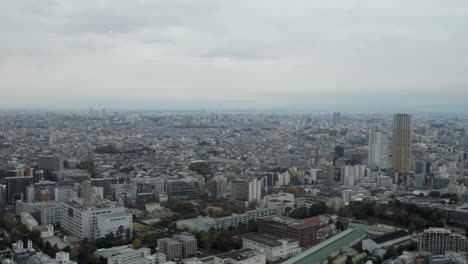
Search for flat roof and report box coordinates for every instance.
[347,222,394,233]
[244,234,284,247]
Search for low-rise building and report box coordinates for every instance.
[95,245,155,264]
[362,230,411,256]
[242,233,301,262]
[257,216,317,247]
[214,248,266,264]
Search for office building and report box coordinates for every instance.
[392,114,413,174]
[38,155,63,172]
[60,200,132,239]
[257,216,317,247]
[368,131,389,169]
[55,185,78,202]
[91,178,113,199]
[418,228,468,255]
[165,181,200,200]
[5,176,33,203]
[231,177,261,206]
[334,146,344,158]
[32,180,57,202]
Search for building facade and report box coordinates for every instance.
[392,114,412,174]
[257,216,316,247]
[418,228,468,255]
[368,131,388,169]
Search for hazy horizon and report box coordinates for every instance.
[1,1,467,112]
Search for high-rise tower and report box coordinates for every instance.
[392,114,412,174]
[368,131,388,169]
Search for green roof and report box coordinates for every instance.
[281,228,366,264]
[347,222,394,233]
[282,222,394,264]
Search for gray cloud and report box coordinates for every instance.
[0,0,467,111]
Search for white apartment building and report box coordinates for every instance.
[419,228,468,255]
[368,131,389,169]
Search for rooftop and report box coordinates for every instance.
[281,228,366,264]
[260,216,315,229]
[372,230,410,244]
[244,233,287,247]
[216,248,263,261]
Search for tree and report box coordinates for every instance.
[335,220,344,231]
[125,228,132,243]
[309,202,327,217]
[116,226,124,245]
[383,246,396,259]
[290,207,309,219]
[288,187,299,197]
[28,229,41,243]
[131,238,141,249]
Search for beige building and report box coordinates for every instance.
[231,177,261,206]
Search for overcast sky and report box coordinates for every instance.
[1,0,467,111]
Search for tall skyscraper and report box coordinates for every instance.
[392,114,413,174]
[368,131,388,169]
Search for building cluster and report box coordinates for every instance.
[0,110,467,263]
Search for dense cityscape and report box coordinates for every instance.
[0,110,467,264]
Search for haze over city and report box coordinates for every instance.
[1,0,468,111]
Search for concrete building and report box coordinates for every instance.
[209,207,284,230]
[16,200,62,225]
[231,177,261,206]
[55,186,78,202]
[257,216,317,247]
[172,233,198,259]
[419,228,468,255]
[20,212,39,230]
[60,200,132,239]
[368,131,388,169]
[157,238,182,261]
[392,114,413,174]
[242,233,301,262]
[214,248,266,264]
[157,234,197,261]
[260,192,294,209]
[95,245,155,264]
